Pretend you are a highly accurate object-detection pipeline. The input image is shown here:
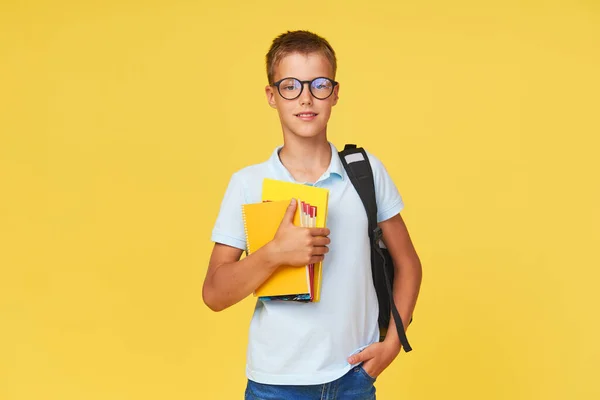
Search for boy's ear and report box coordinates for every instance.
[265,85,277,109]
[332,83,340,106]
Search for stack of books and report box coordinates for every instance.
[242,178,329,302]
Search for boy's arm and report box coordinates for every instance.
[203,199,330,312]
[347,212,421,376]
[202,242,279,312]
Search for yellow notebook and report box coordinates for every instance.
[261,178,330,302]
[242,199,312,299]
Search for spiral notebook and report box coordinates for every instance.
[242,199,311,300]
[241,178,329,302]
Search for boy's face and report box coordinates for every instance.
[265,52,339,141]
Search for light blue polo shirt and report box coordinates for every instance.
[211,141,404,385]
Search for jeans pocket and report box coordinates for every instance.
[358,365,377,382]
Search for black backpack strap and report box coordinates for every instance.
[339,144,412,352]
[339,144,378,241]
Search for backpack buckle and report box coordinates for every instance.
[373,226,383,242]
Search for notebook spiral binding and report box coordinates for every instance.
[242,205,251,256]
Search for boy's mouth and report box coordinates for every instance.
[295,112,318,120]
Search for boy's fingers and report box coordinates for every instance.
[312,237,330,247]
[312,246,329,255]
[348,348,372,364]
[309,255,325,264]
[310,227,330,237]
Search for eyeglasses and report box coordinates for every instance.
[272,77,338,100]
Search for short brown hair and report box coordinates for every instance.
[265,30,337,84]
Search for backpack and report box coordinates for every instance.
[339,144,413,352]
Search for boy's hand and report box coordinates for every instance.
[270,198,330,267]
[347,341,400,379]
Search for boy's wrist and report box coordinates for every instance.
[383,333,401,352]
[262,241,283,270]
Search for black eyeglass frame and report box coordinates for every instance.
[271,77,339,100]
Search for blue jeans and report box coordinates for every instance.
[244,365,376,400]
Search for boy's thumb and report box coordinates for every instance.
[284,198,297,222]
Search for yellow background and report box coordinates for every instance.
[1,0,599,399]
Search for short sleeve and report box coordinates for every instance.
[366,152,405,223]
[210,172,247,250]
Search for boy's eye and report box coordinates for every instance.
[280,79,299,91]
[312,79,331,90]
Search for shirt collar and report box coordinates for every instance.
[269,141,345,183]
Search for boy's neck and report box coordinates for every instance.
[278,137,332,184]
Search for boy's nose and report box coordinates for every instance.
[299,82,313,105]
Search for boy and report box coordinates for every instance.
[203,30,422,399]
